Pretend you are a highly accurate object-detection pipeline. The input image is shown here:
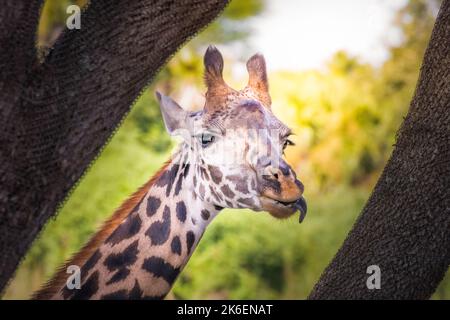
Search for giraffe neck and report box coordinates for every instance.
[54,149,221,299]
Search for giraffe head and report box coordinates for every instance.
[156,46,307,222]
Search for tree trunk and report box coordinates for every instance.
[0,0,229,294]
[309,0,450,299]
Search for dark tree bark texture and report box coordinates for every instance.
[309,0,450,299]
[0,0,229,293]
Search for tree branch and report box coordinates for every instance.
[309,0,450,299]
[0,0,43,120]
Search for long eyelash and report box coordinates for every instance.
[285,139,295,146]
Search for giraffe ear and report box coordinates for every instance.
[203,45,236,113]
[156,91,189,136]
[204,45,226,90]
[246,53,271,108]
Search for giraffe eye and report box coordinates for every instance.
[199,133,215,148]
[283,139,295,150]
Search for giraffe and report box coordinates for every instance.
[33,46,307,300]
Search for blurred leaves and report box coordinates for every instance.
[275,0,441,190]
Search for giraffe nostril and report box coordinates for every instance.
[262,167,281,181]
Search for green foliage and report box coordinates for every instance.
[271,53,383,189]
[129,90,173,152]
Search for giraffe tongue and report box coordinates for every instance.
[295,197,307,223]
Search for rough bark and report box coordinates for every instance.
[0,0,229,293]
[309,0,450,299]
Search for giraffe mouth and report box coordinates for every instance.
[275,199,297,206]
[260,196,307,222]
